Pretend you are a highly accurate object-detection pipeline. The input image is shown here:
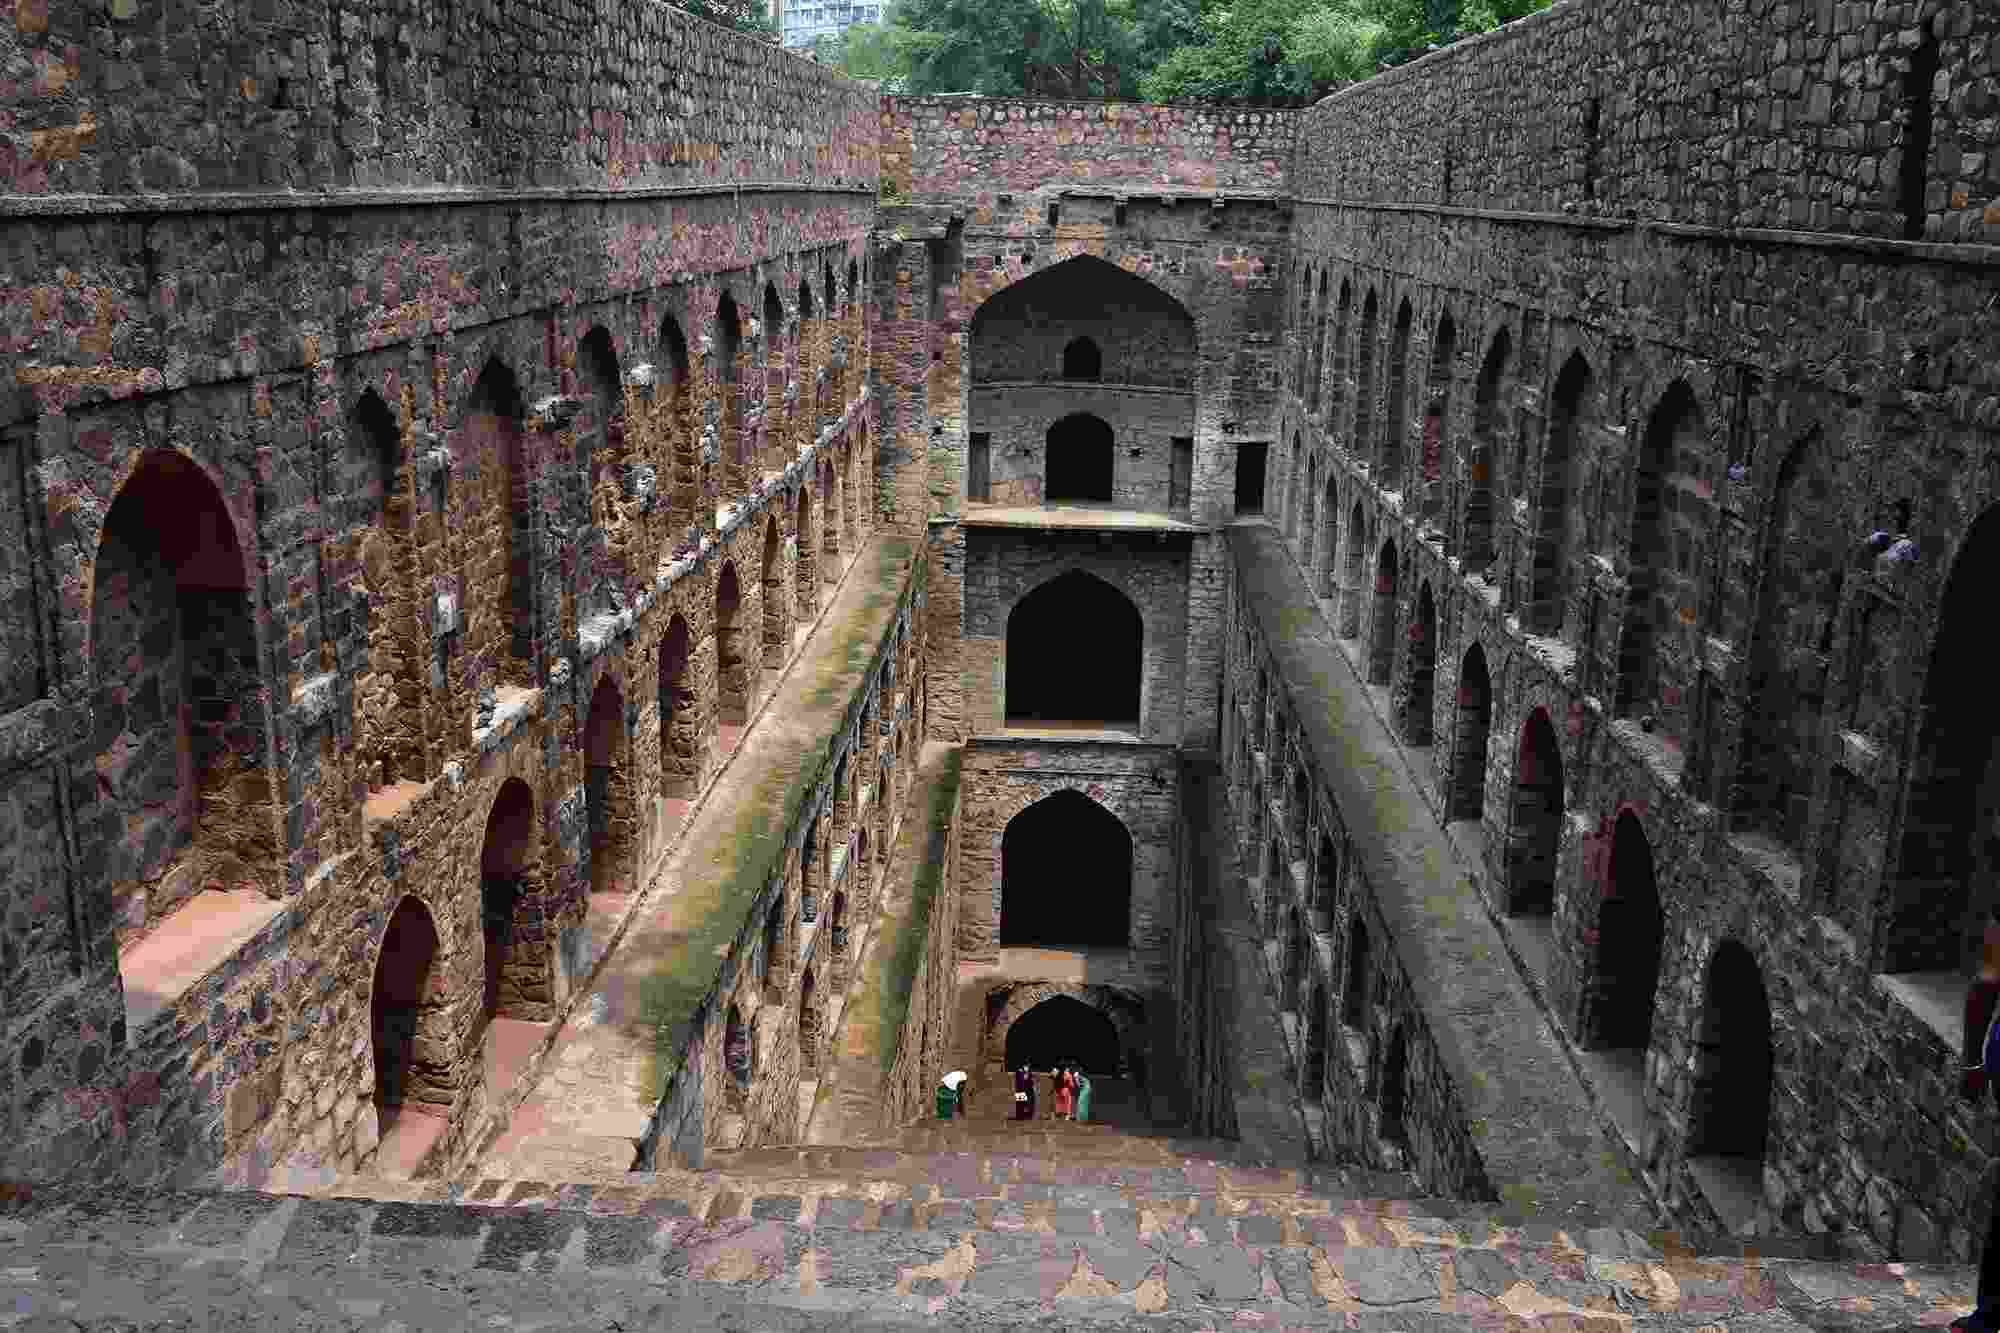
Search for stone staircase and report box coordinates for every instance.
[28,1115,1964,1331]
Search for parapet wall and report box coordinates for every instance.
[881,98,1296,204]
[3,0,878,199]
[1292,0,1998,243]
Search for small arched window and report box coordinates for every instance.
[1062,337,1102,382]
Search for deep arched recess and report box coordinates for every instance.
[1001,790,1133,948]
[1005,570,1141,728]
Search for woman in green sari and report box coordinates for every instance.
[1072,1065,1092,1123]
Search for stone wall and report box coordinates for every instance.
[953,737,1180,978]
[643,558,928,1167]
[0,0,883,1188]
[883,759,965,1128]
[1274,0,2000,1259]
[882,99,1296,205]
[967,386,1197,510]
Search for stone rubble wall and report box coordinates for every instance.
[1291,0,1997,244]
[882,758,965,1128]
[1,0,878,200]
[882,98,1296,206]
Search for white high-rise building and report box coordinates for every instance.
[781,0,883,49]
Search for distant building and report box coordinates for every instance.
[780,0,883,49]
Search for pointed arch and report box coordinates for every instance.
[585,675,631,897]
[89,448,274,948]
[1581,811,1664,1054]
[1614,381,1699,720]
[372,895,449,1120]
[1001,789,1133,948]
[1382,298,1413,486]
[1886,502,2000,973]
[1294,264,1314,396]
[480,777,542,1021]
[1340,499,1367,639]
[344,389,414,792]
[1423,311,1456,527]
[1006,569,1142,729]
[1343,911,1371,1028]
[659,313,696,533]
[1451,644,1492,821]
[1308,270,1330,415]
[1316,467,1339,598]
[1062,336,1102,381]
[1300,449,1319,570]
[760,513,787,666]
[795,482,819,617]
[716,561,747,726]
[1045,412,1115,504]
[1327,279,1352,433]
[715,291,746,483]
[1687,940,1773,1170]
[1368,539,1400,687]
[1354,290,1380,471]
[658,613,700,796]
[1405,581,1437,746]
[1465,328,1510,571]
[1305,981,1329,1102]
[1730,429,1840,851]
[1529,352,1591,636]
[1506,709,1564,916]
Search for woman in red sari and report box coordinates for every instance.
[1052,1065,1076,1121]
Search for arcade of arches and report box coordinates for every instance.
[10,3,2000,1289]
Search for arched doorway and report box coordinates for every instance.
[1342,913,1371,1029]
[371,896,444,1126]
[1300,451,1319,570]
[760,515,786,666]
[799,966,820,1071]
[716,561,747,725]
[1528,352,1591,636]
[1505,710,1563,916]
[1045,413,1115,503]
[89,449,273,946]
[584,676,628,897]
[1452,645,1492,820]
[480,778,539,1021]
[1305,982,1329,1102]
[1318,472,1339,597]
[1405,582,1437,745]
[1465,329,1509,572]
[1000,791,1132,948]
[1686,940,1773,1221]
[1884,503,2000,974]
[1005,571,1141,729]
[1380,1026,1409,1149]
[580,326,626,613]
[1005,994,1121,1073]
[658,614,698,796]
[1369,540,1399,686]
[1341,500,1366,639]
[1583,812,1664,1056]
[795,483,819,617]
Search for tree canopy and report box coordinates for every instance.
[813,0,1550,102]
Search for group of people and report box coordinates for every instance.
[1012,1062,1091,1122]
[930,1063,1094,1122]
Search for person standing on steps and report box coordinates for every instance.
[1052,1064,1075,1121]
[1073,1064,1092,1124]
[1013,1064,1036,1121]
[936,1069,968,1120]
[1954,909,2000,1333]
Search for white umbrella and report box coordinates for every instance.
[941,1070,968,1090]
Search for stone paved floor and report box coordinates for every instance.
[1,1160,1973,1332]
[469,536,907,1184]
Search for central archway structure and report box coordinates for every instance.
[987,982,1147,1082]
[1000,790,1133,949]
[1005,994,1121,1073]
[1005,570,1141,729]
[1045,413,1115,503]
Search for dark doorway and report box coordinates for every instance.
[716,560,746,723]
[1452,644,1492,820]
[584,676,626,896]
[1235,442,1269,515]
[1046,413,1114,503]
[1005,570,1141,727]
[1583,812,1664,1053]
[1380,1026,1409,1145]
[1369,541,1399,686]
[659,614,696,795]
[372,896,441,1115]
[1406,581,1437,745]
[480,778,536,1021]
[1305,983,1329,1101]
[1005,995,1121,1074]
[1506,709,1564,916]
[1000,790,1132,948]
[1688,940,1772,1163]
[1062,336,1102,381]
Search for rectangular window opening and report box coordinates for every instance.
[968,432,991,503]
[1170,436,1194,514]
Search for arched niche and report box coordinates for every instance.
[1045,413,1115,504]
[999,790,1133,949]
[1004,569,1141,730]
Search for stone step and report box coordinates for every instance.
[2,1179,1969,1332]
